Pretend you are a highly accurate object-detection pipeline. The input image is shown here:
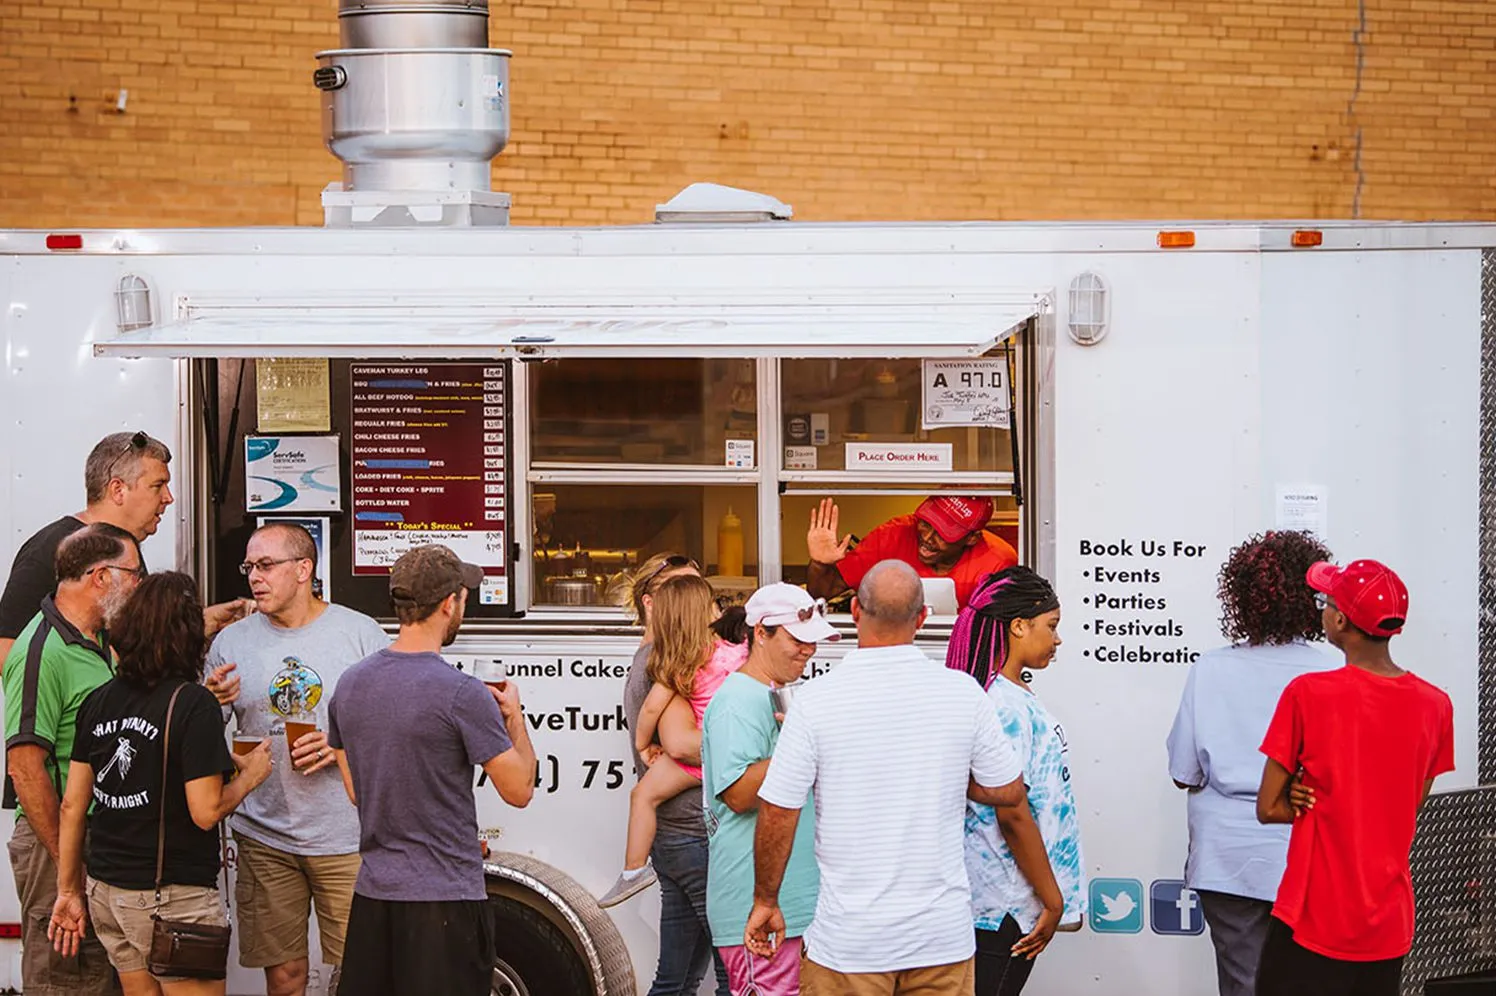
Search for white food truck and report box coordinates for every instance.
[2,3,1494,994]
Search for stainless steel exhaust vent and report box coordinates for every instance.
[315,0,511,227]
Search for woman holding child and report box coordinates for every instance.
[611,554,733,996]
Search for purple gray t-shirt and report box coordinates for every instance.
[328,648,513,902]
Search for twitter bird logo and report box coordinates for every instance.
[1089,878,1144,933]
[1098,891,1137,921]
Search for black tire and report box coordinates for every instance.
[487,894,593,996]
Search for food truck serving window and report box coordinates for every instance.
[169,295,1043,619]
[776,352,1021,605]
[521,343,1029,612]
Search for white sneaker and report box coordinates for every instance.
[597,863,658,908]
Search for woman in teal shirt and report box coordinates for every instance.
[701,583,837,995]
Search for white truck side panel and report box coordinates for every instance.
[1040,250,1262,994]
[1260,250,1482,788]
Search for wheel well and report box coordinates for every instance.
[485,853,636,996]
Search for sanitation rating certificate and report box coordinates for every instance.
[349,362,509,605]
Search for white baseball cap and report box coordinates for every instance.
[744,583,841,644]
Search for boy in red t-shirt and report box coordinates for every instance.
[1254,559,1455,996]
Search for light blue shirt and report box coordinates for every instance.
[1165,641,1338,901]
[702,671,819,947]
[964,677,1087,933]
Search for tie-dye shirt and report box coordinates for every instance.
[964,677,1087,932]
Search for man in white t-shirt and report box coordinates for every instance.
[746,559,1027,995]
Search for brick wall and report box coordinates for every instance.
[2,0,1492,228]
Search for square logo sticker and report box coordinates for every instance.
[1149,879,1206,936]
[1088,877,1144,934]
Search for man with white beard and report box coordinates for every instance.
[3,523,143,996]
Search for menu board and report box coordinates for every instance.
[349,362,509,606]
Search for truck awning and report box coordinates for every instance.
[93,297,1042,360]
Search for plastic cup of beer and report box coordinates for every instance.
[284,716,317,750]
[473,659,507,692]
[232,735,260,757]
[768,682,802,722]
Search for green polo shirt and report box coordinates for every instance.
[3,596,114,817]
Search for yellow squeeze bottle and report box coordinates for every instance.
[717,507,745,577]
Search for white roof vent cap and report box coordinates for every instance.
[655,182,793,223]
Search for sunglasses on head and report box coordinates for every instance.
[763,598,828,626]
[1313,592,1330,611]
[105,430,150,483]
[794,598,829,622]
[642,555,699,593]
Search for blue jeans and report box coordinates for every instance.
[648,831,730,996]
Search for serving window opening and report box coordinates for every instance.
[181,308,1042,622]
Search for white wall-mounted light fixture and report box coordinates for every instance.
[1067,271,1109,346]
[115,274,153,333]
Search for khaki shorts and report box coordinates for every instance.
[86,879,226,980]
[234,833,359,968]
[801,951,975,996]
[7,816,120,996]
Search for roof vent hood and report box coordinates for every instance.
[314,0,512,227]
[655,183,794,223]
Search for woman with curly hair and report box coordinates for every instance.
[1165,531,1337,996]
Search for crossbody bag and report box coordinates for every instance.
[146,683,232,980]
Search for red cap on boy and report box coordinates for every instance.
[1306,559,1408,637]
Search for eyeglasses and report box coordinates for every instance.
[641,555,699,594]
[1313,592,1330,611]
[238,557,304,576]
[105,431,150,484]
[88,563,146,579]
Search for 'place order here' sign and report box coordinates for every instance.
[845,442,954,472]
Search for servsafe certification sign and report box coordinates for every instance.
[245,435,342,513]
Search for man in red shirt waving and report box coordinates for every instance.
[804,496,1017,610]
[1254,559,1454,996]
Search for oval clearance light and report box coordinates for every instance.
[1292,229,1324,248]
[46,234,84,250]
[1157,230,1196,249]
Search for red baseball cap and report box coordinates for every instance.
[914,496,994,543]
[1306,559,1408,637]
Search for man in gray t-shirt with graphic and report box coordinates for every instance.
[206,523,388,996]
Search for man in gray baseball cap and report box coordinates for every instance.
[329,545,535,996]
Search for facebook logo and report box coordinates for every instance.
[1149,879,1205,935]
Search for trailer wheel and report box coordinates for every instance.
[488,895,592,996]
